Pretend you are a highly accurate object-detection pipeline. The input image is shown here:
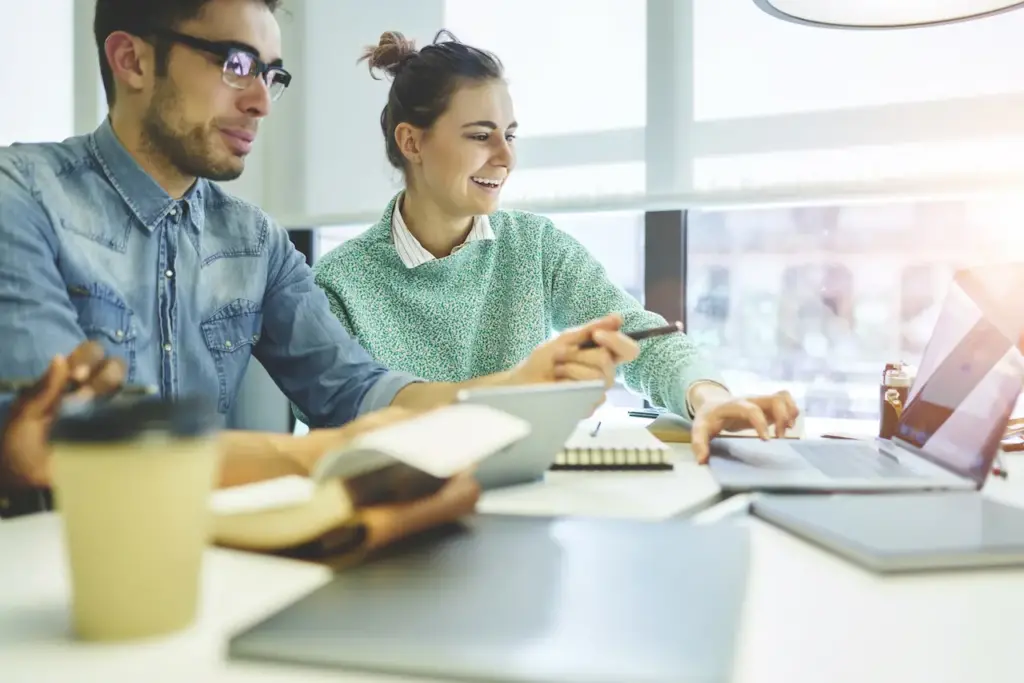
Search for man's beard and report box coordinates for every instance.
[140,80,244,183]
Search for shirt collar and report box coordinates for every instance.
[89,118,206,233]
[390,193,495,269]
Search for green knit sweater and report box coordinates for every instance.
[311,194,723,416]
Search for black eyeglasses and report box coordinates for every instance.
[151,29,292,101]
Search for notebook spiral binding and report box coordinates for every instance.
[550,446,673,471]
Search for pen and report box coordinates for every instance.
[580,321,684,350]
[590,421,602,437]
[0,380,157,397]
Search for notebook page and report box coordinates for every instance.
[564,421,670,452]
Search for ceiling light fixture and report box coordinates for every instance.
[752,0,1024,29]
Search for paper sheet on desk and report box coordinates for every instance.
[478,471,718,521]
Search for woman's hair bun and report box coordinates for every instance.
[359,31,418,79]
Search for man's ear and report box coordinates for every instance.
[394,122,423,165]
[104,31,153,97]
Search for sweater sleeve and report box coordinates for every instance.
[290,263,364,425]
[540,219,726,416]
[316,271,359,339]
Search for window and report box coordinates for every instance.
[444,0,645,137]
[0,0,74,145]
[500,163,646,209]
[444,0,646,208]
[694,0,1024,120]
[686,196,1024,432]
[316,225,370,261]
[687,0,1024,197]
[549,210,646,407]
[550,211,645,306]
[692,136,1024,192]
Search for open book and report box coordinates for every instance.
[211,404,530,558]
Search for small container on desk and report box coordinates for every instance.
[879,362,913,440]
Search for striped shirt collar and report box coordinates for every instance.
[390,194,495,269]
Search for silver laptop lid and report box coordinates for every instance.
[892,263,1024,485]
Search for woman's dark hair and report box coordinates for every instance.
[358,29,504,170]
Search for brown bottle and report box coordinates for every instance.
[879,362,912,439]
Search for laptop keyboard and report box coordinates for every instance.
[789,442,922,479]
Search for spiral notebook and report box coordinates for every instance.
[552,421,673,471]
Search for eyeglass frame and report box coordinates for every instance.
[146,29,292,101]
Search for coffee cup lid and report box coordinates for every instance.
[51,395,220,443]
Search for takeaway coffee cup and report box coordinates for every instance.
[50,395,220,641]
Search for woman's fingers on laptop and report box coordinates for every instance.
[690,417,711,464]
[692,399,772,464]
[692,391,801,464]
[768,392,794,437]
[753,391,799,437]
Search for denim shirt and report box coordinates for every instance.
[0,120,420,428]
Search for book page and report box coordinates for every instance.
[210,475,314,516]
[348,404,532,478]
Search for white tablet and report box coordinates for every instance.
[456,380,607,489]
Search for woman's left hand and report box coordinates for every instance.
[689,391,800,464]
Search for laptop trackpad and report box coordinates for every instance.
[710,438,820,469]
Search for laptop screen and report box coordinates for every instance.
[894,264,1024,484]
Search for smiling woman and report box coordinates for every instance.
[302,29,799,447]
[357,29,512,243]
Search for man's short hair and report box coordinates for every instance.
[93,0,283,106]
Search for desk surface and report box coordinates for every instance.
[4,438,1024,682]
[477,440,723,520]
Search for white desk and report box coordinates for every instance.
[477,441,722,520]
[5,436,1024,682]
[5,495,1024,683]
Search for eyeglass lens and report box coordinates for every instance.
[222,50,287,100]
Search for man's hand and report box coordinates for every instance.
[690,391,800,464]
[0,342,125,489]
[509,314,640,388]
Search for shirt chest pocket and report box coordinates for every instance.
[68,285,137,383]
[201,299,263,414]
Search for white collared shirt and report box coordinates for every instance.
[391,197,495,269]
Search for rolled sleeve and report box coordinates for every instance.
[357,370,423,416]
[257,219,424,427]
[677,366,731,419]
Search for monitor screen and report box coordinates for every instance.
[895,264,1024,483]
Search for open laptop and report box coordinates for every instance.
[456,380,607,490]
[709,263,1024,493]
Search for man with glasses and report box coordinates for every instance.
[0,0,638,516]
